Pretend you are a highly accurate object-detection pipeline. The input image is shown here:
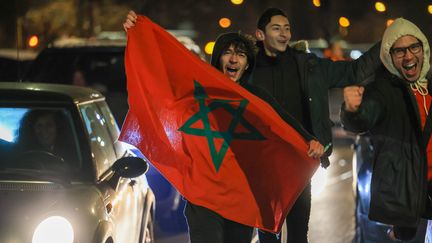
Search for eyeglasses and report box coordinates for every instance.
[390,42,423,58]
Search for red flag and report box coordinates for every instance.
[119,16,319,233]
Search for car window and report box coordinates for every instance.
[79,103,117,177]
[97,101,119,138]
[0,107,81,173]
[96,101,128,157]
[25,48,126,93]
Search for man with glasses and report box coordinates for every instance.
[341,18,432,241]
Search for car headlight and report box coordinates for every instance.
[32,216,74,243]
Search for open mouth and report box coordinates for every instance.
[403,63,416,71]
[225,67,239,79]
[401,62,420,80]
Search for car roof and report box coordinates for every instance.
[41,45,125,53]
[0,82,104,104]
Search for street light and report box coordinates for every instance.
[28,35,39,48]
[428,5,432,14]
[312,0,321,7]
[339,17,350,28]
[386,19,394,27]
[205,41,215,55]
[219,18,232,28]
[231,0,243,5]
[375,1,386,12]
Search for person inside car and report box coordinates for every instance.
[16,110,76,167]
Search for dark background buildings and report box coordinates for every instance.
[1,0,432,56]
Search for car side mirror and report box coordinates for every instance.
[112,157,149,178]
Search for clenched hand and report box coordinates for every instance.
[123,10,137,32]
[344,86,364,112]
[307,140,324,159]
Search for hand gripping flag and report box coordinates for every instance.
[119,16,319,233]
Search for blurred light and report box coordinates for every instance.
[338,159,347,167]
[339,17,350,27]
[28,35,39,48]
[231,0,243,5]
[311,167,327,197]
[350,50,363,59]
[205,41,215,55]
[312,0,321,7]
[428,5,432,14]
[375,1,386,12]
[219,18,231,28]
[386,19,394,27]
[32,216,74,243]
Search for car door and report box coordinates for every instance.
[79,102,141,242]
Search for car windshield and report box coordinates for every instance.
[0,107,82,180]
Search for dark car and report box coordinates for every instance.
[352,135,427,243]
[24,40,189,235]
[0,82,155,242]
[23,44,129,125]
[0,49,37,81]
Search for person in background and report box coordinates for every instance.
[323,40,351,61]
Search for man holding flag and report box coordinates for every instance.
[122,12,323,242]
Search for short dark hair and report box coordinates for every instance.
[219,35,257,65]
[257,7,288,31]
[211,32,257,72]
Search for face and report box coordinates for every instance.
[219,44,249,82]
[391,35,424,83]
[256,15,291,57]
[331,43,344,59]
[72,70,86,86]
[34,114,57,149]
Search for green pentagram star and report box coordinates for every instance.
[178,80,265,172]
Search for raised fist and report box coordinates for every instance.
[344,86,364,112]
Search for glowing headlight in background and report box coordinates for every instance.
[32,216,74,243]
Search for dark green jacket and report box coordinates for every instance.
[252,42,381,158]
[341,66,430,227]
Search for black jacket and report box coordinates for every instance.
[211,33,314,142]
[341,66,430,227]
[251,42,381,158]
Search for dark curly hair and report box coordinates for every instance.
[15,109,75,161]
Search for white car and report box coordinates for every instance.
[0,82,155,243]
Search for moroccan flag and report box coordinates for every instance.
[119,16,319,233]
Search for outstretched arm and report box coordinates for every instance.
[322,42,381,88]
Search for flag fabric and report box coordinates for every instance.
[119,16,319,233]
